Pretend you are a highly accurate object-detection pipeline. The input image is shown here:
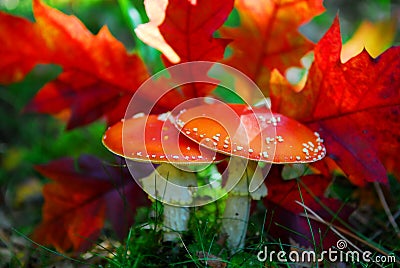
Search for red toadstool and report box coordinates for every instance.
[174,103,326,251]
[103,112,225,241]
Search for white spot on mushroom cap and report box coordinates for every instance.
[176,119,185,127]
[157,112,169,121]
[276,136,284,143]
[132,112,145,119]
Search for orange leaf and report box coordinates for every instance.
[0,0,150,129]
[0,12,44,83]
[220,0,324,95]
[270,17,400,185]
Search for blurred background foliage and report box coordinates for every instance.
[0,0,399,264]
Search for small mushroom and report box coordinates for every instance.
[175,103,326,251]
[103,112,225,241]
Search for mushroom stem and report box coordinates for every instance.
[222,194,251,251]
[222,158,267,252]
[162,203,190,242]
[141,163,197,242]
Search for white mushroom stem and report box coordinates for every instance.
[222,157,268,252]
[140,163,197,241]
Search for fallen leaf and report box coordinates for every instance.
[161,0,233,63]
[270,17,400,185]
[32,155,149,252]
[220,0,325,95]
[136,0,234,98]
[0,0,150,129]
[0,12,44,83]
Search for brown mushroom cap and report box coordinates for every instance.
[175,104,326,163]
[103,112,225,164]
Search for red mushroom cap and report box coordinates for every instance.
[175,104,326,163]
[103,112,225,164]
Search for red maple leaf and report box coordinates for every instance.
[136,0,234,98]
[220,0,325,94]
[0,0,150,129]
[159,0,233,98]
[270,17,400,186]
[32,155,150,252]
[0,11,44,83]
[159,0,233,65]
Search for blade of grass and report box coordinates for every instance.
[12,228,89,265]
[178,234,201,268]
[296,179,317,256]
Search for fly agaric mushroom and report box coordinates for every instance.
[174,103,326,251]
[103,112,225,241]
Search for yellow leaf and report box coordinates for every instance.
[341,19,397,62]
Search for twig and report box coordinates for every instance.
[373,182,400,237]
[370,209,400,240]
[295,201,363,253]
[296,202,400,265]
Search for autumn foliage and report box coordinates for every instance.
[1,0,399,256]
